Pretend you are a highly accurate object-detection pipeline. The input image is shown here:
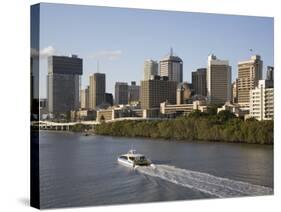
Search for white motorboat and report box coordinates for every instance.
[117,149,153,168]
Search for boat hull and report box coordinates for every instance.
[117,158,134,168]
[117,157,152,168]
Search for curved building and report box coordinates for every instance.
[176,82,193,104]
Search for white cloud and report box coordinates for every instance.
[31,46,56,58]
[40,46,56,58]
[90,50,122,60]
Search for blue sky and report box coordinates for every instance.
[39,3,274,98]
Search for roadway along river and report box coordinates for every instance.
[39,131,273,209]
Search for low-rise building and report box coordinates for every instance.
[142,108,160,118]
[96,106,144,122]
[70,109,96,122]
[96,109,114,122]
[160,100,207,118]
[217,102,249,118]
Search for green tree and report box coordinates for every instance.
[217,110,236,123]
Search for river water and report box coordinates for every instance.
[39,131,273,209]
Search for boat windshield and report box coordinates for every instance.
[140,156,146,160]
[129,157,135,161]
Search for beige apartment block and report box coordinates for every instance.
[237,55,263,108]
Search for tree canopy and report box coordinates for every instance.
[95,110,273,145]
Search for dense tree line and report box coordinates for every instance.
[94,110,273,145]
[70,123,92,132]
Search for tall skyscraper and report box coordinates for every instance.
[115,82,128,105]
[266,66,274,81]
[249,80,274,121]
[140,76,178,109]
[159,49,183,83]
[144,59,158,80]
[207,54,231,105]
[237,55,263,108]
[80,86,89,109]
[128,81,140,103]
[47,55,83,114]
[192,68,207,96]
[89,73,106,109]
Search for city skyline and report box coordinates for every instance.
[38,3,273,98]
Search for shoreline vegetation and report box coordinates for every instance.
[93,110,273,145]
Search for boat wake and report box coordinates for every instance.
[136,164,273,198]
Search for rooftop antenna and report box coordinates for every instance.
[97,60,100,73]
[170,47,173,56]
[249,48,257,56]
[208,48,214,57]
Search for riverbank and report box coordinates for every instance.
[94,111,273,145]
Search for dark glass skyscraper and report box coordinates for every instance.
[192,68,207,97]
[47,55,83,115]
[115,82,128,105]
[105,93,114,106]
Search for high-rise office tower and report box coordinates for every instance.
[47,55,83,114]
[115,82,129,105]
[128,81,140,103]
[159,49,183,83]
[80,86,89,109]
[192,68,207,96]
[237,55,263,108]
[89,73,106,109]
[207,54,232,105]
[144,59,158,80]
[140,76,178,109]
[266,66,274,81]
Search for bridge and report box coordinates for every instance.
[32,117,165,131]
[32,120,100,131]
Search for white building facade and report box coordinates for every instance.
[159,50,183,83]
[249,80,274,121]
[144,59,158,80]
